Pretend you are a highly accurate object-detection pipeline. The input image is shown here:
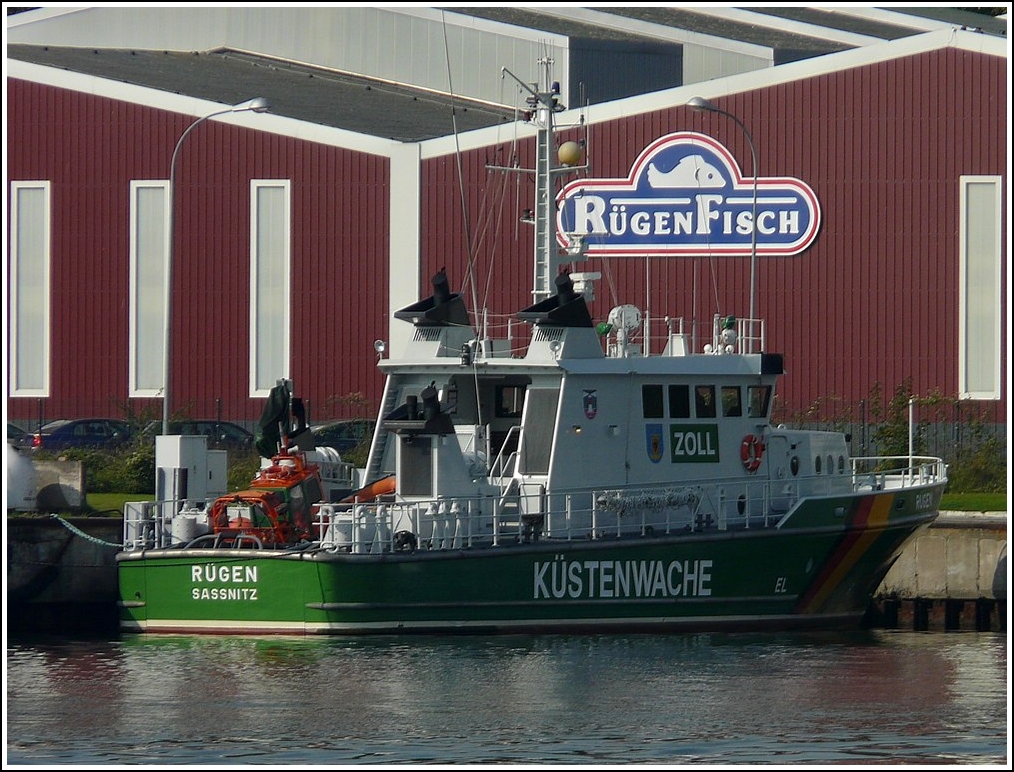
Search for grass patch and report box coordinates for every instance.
[940,492,1007,513]
[85,492,150,517]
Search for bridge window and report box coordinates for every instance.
[642,384,663,418]
[668,384,690,418]
[721,386,742,417]
[695,385,716,418]
[747,385,771,418]
[495,385,525,418]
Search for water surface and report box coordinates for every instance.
[5,630,1009,766]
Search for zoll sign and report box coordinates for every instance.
[556,131,820,258]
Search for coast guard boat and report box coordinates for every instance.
[117,64,946,636]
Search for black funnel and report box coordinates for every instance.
[394,269,471,327]
[420,385,440,420]
[517,271,594,328]
[555,272,577,305]
[431,270,452,306]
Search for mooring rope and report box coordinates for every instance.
[48,513,122,548]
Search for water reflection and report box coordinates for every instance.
[6,631,1008,766]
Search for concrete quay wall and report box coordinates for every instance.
[6,515,122,634]
[869,511,1007,633]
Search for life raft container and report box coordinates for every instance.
[740,434,764,473]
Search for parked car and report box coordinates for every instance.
[20,418,132,453]
[8,421,28,443]
[141,420,255,451]
[310,419,375,453]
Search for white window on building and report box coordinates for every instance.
[958,175,1002,400]
[250,180,291,396]
[9,181,51,397]
[129,181,169,397]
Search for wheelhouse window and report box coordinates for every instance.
[721,386,742,417]
[695,385,716,418]
[668,384,690,418]
[495,385,525,418]
[748,385,772,418]
[642,384,664,418]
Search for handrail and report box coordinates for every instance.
[306,454,945,554]
[183,532,263,550]
[709,313,765,355]
[121,454,946,554]
[489,424,522,480]
[642,312,768,357]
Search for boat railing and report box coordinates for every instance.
[644,315,691,357]
[641,313,766,357]
[310,482,739,555]
[311,456,942,555]
[121,455,945,553]
[122,498,210,551]
[708,313,765,355]
[850,455,947,490]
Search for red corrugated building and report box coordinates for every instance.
[5,17,1007,452]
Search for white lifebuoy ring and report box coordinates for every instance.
[741,434,764,473]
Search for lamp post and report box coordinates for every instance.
[162,97,270,436]
[688,96,758,351]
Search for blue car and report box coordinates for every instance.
[7,421,27,443]
[21,418,132,453]
[140,420,255,451]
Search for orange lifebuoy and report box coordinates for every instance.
[741,434,764,473]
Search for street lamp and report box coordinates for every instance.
[688,96,758,351]
[162,97,270,436]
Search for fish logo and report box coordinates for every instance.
[646,424,664,463]
[647,155,724,188]
[583,390,598,420]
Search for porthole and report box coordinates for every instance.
[790,456,800,476]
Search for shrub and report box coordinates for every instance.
[29,447,147,494]
[341,441,370,470]
[41,439,263,497]
[945,434,1007,494]
[227,449,263,492]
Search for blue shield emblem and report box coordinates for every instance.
[646,424,664,463]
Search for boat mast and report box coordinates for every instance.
[501,59,568,303]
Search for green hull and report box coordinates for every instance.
[118,488,940,635]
